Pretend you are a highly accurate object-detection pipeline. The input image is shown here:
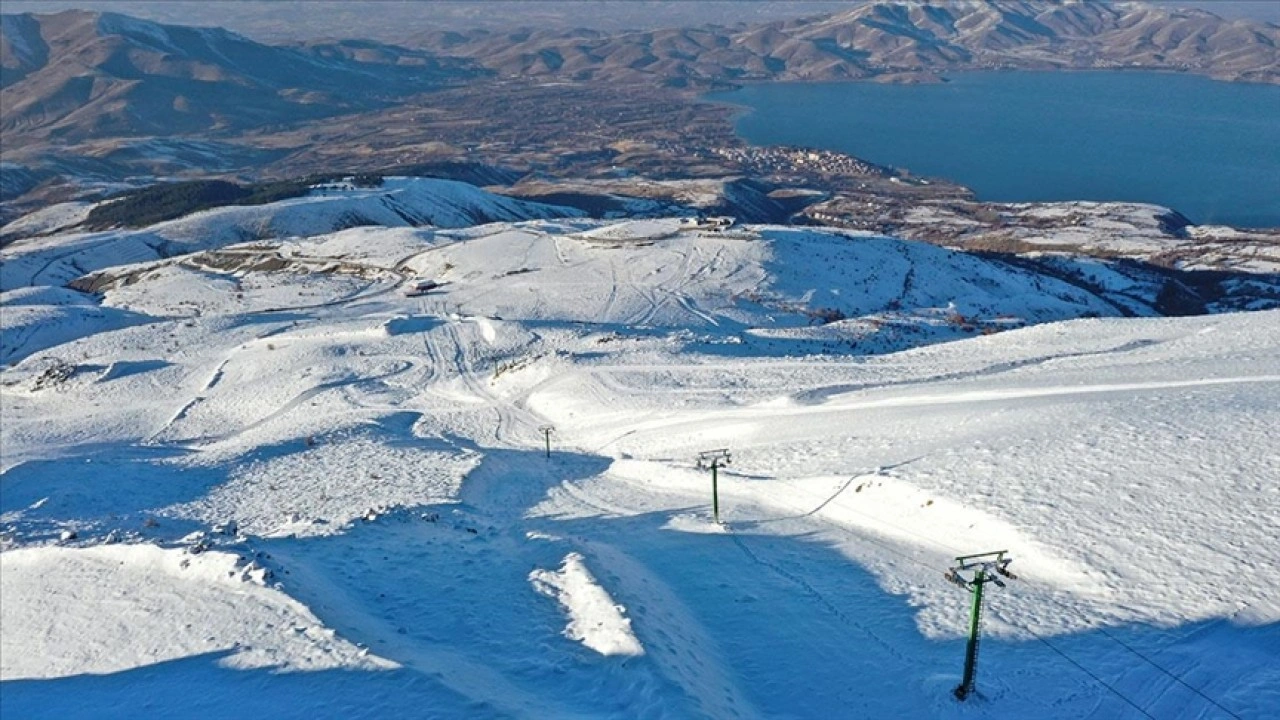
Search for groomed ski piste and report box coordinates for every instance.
[1,179,1277,718]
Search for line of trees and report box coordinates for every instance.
[84,174,385,230]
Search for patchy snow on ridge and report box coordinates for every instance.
[0,201,95,242]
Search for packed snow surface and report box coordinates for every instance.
[0,544,385,679]
[530,552,645,657]
[1,210,1277,718]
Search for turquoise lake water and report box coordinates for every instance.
[710,72,1280,228]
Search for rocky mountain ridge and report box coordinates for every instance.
[410,0,1280,85]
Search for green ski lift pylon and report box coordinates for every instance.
[696,449,731,524]
[944,550,1017,701]
[538,425,555,459]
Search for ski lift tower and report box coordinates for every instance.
[696,449,731,524]
[945,550,1017,701]
[538,425,555,459]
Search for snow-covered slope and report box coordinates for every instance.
[0,285,152,365]
[102,221,1121,336]
[0,200,95,241]
[2,210,1276,718]
[0,177,582,291]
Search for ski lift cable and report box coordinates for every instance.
[559,451,1247,716]
[760,473,1245,718]
[1014,624,1157,720]
[1091,625,1243,720]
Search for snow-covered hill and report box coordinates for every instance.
[7,216,1136,369]
[0,177,583,292]
[2,205,1277,718]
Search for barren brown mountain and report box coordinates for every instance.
[409,0,1280,84]
[1,1,1277,218]
[4,1,1276,148]
[0,10,480,143]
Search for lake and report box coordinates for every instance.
[710,71,1280,228]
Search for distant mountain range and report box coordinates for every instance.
[3,2,1276,146]
[411,0,1280,85]
[0,11,481,143]
[2,1,1278,226]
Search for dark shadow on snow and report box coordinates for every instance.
[0,650,491,720]
[6,438,1272,719]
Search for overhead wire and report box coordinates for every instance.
[714,470,1165,716]
[1092,625,1242,720]
[563,453,1249,719]
[1014,623,1157,720]
[759,469,1246,719]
